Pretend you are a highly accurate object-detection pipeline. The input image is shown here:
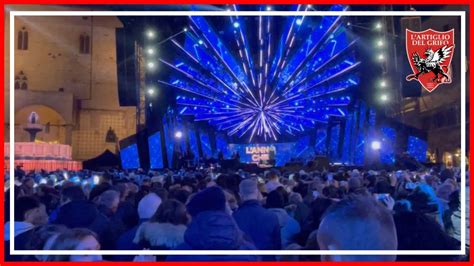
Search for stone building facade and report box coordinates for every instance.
[4,5,136,160]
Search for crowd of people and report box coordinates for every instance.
[4,162,467,262]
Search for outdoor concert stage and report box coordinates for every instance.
[118,106,428,171]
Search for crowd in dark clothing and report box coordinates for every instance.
[4,163,467,262]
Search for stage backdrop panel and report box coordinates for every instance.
[120,144,140,169]
[407,136,428,163]
[148,131,164,169]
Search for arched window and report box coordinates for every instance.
[15,71,28,90]
[17,27,28,50]
[79,33,90,54]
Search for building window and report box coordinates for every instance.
[79,33,90,54]
[14,71,28,90]
[17,27,28,50]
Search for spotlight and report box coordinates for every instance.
[146,30,156,39]
[376,39,384,47]
[371,140,381,150]
[374,22,383,30]
[346,22,351,26]
[380,80,387,88]
[147,61,156,70]
[226,8,231,12]
[307,4,312,8]
[380,93,389,102]
[233,21,240,28]
[266,6,272,11]
[147,88,155,96]
[146,48,155,55]
[296,19,303,25]
[175,131,183,139]
[198,39,204,45]
[377,53,385,61]
[183,27,188,32]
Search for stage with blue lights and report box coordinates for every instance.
[118,5,429,170]
[158,4,359,143]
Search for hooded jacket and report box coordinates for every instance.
[233,199,282,250]
[167,211,258,261]
[268,208,301,248]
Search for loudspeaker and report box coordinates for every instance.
[116,28,138,106]
[136,129,150,170]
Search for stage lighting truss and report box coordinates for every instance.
[159,4,360,141]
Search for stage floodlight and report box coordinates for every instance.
[371,140,382,150]
[147,88,155,96]
[146,48,155,55]
[146,30,156,39]
[380,93,389,102]
[375,22,383,30]
[377,39,384,47]
[175,131,183,139]
[147,61,156,70]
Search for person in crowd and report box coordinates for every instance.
[317,195,398,262]
[133,199,188,253]
[265,190,301,248]
[19,177,35,197]
[97,190,121,218]
[233,178,282,252]
[265,169,283,193]
[49,185,86,223]
[53,191,111,250]
[394,211,461,261]
[299,197,334,248]
[24,224,69,261]
[45,228,102,262]
[287,192,310,226]
[5,196,49,260]
[3,160,466,262]
[114,192,162,261]
[408,183,445,229]
[167,186,258,261]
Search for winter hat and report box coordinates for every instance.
[138,193,162,219]
[186,186,226,217]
